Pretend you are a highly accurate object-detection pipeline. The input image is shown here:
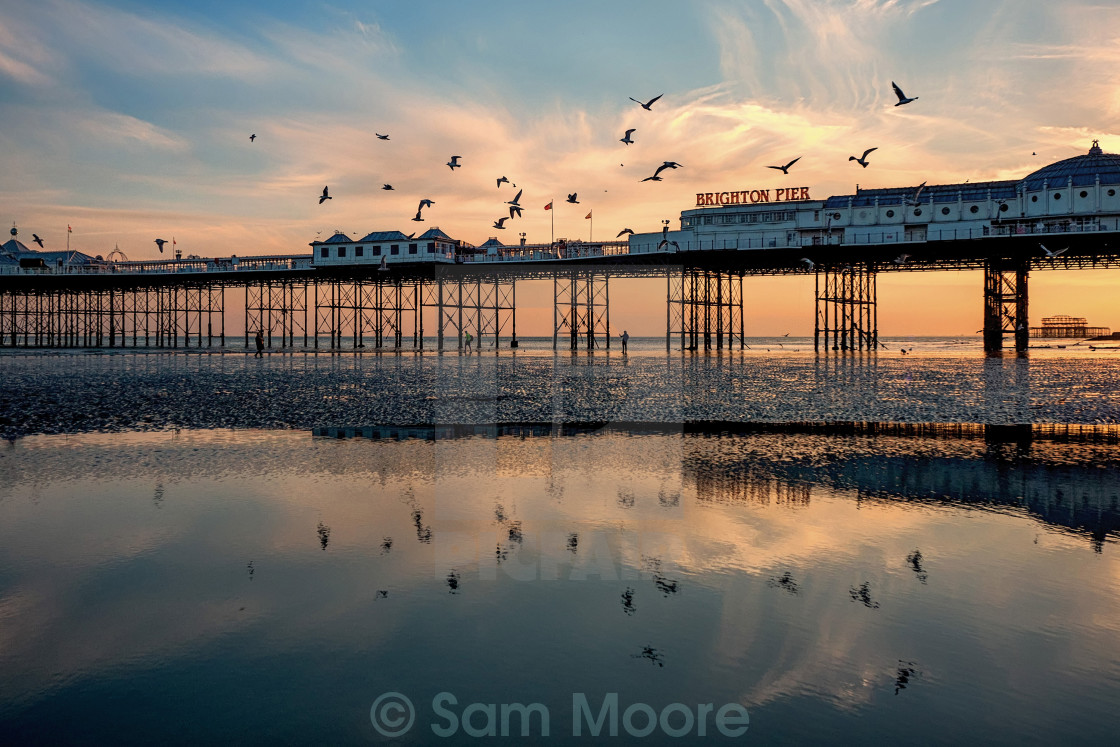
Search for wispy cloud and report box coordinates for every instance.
[78,112,190,152]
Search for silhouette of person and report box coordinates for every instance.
[254,330,264,358]
[464,331,473,353]
[621,330,629,353]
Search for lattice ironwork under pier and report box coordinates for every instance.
[666,268,745,352]
[983,258,1029,354]
[422,269,516,351]
[814,264,878,353]
[554,270,609,351]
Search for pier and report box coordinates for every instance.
[4,143,1120,355]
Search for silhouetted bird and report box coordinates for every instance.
[616,228,634,238]
[800,257,814,270]
[620,128,636,144]
[566,193,579,204]
[849,148,877,168]
[1040,243,1068,257]
[506,188,523,207]
[32,233,44,247]
[654,161,682,177]
[319,186,332,204]
[508,205,522,219]
[630,94,663,110]
[376,133,389,140]
[154,238,167,253]
[249,133,256,142]
[905,181,927,206]
[891,81,918,106]
[497,176,510,188]
[768,156,801,174]
[413,198,434,222]
[447,155,461,170]
[493,217,508,229]
[893,253,910,264]
[382,184,394,190]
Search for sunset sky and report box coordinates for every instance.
[2,0,1119,336]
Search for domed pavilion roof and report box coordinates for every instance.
[1020,140,1120,190]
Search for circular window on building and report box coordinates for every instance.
[999,203,1009,212]
[1080,190,1088,198]
[859,210,867,219]
[970,205,979,213]
[941,207,950,215]
[1109,189,1116,197]
[832,212,841,220]
[885,209,895,218]
[1031,195,1038,202]
[913,208,922,217]
[1053,192,1061,200]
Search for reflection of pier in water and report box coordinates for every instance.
[5,421,1117,548]
[312,421,1120,547]
[681,422,1120,550]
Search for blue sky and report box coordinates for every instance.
[3,0,1119,333]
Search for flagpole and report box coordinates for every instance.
[551,198,555,246]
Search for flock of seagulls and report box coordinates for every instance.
[295,90,688,239]
[231,81,926,250]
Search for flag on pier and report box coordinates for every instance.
[585,211,592,219]
[544,201,552,210]
[67,225,72,233]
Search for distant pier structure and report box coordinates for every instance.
[1030,315,1110,339]
[5,142,1120,355]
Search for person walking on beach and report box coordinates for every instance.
[621,330,629,353]
[254,330,264,358]
[464,330,473,354]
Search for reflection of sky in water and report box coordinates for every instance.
[2,428,1119,743]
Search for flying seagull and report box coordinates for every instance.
[154,238,168,253]
[616,228,634,238]
[630,94,663,111]
[506,188,523,207]
[376,133,389,140]
[641,175,662,182]
[32,233,44,247]
[382,184,394,190]
[379,255,388,271]
[891,81,918,106]
[799,257,814,270]
[620,128,636,145]
[849,148,877,168]
[566,193,579,204]
[509,205,522,219]
[249,133,256,142]
[768,156,802,175]
[497,176,510,188]
[893,253,910,265]
[652,161,682,179]
[412,198,434,222]
[493,217,508,229]
[1040,243,1068,257]
[319,186,332,204]
[447,155,462,170]
[905,181,928,206]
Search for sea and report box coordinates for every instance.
[1,337,1118,744]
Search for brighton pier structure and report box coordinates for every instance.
[3,143,1120,354]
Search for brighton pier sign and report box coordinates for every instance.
[695,187,811,206]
